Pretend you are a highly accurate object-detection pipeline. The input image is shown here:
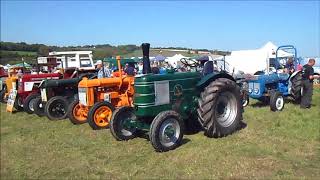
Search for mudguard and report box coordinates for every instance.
[196,72,235,90]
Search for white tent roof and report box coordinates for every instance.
[225,42,293,74]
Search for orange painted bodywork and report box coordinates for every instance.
[77,56,134,114]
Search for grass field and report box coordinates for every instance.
[1,89,320,179]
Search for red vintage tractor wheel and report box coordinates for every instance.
[87,101,115,130]
[68,100,88,124]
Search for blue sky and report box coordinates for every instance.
[1,1,319,57]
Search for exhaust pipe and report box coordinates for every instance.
[142,43,151,74]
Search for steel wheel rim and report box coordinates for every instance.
[29,98,37,111]
[93,106,112,127]
[276,96,284,110]
[119,111,136,136]
[50,100,66,118]
[73,103,87,121]
[159,118,180,147]
[215,91,237,127]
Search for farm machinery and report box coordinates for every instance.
[33,68,96,120]
[108,43,244,152]
[67,56,135,129]
[0,64,62,112]
[247,45,302,111]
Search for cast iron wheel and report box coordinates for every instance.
[33,96,46,117]
[291,72,302,103]
[270,91,284,111]
[45,96,68,120]
[242,94,249,107]
[0,85,7,103]
[110,106,138,141]
[23,93,39,114]
[197,78,242,138]
[87,101,115,130]
[149,110,184,152]
[14,95,23,111]
[67,100,88,124]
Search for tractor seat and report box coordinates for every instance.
[203,61,214,76]
[277,73,290,81]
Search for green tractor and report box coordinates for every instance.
[109,43,244,152]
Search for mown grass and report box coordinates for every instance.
[1,89,320,179]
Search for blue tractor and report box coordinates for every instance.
[247,45,302,111]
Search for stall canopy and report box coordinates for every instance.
[152,55,166,61]
[225,42,294,74]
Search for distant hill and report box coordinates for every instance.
[0,41,230,65]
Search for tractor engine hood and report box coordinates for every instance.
[78,77,134,88]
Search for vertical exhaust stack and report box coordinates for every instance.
[142,43,151,74]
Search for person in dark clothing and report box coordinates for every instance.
[285,57,295,75]
[300,58,319,108]
[124,63,136,76]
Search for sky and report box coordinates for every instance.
[1,1,319,57]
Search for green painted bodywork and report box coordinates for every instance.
[133,71,235,119]
[134,72,201,118]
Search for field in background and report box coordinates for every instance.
[1,89,319,179]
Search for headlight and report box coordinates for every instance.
[248,88,253,93]
[254,88,259,94]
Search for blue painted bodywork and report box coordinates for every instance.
[248,45,300,100]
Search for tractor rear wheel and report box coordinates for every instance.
[23,93,39,114]
[110,106,138,141]
[197,78,242,138]
[87,101,115,130]
[150,110,184,152]
[291,72,302,103]
[33,97,46,117]
[68,100,88,124]
[270,91,284,111]
[45,96,68,120]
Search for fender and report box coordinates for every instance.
[196,72,235,90]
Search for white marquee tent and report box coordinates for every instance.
[165,54,188,68]
[225,42,293,74]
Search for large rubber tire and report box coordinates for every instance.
[87,101,115,130]
[270,91,284,111]
[0,85,7,103]
[197,78,242,138]
[45,96,69,120]
[110,106,138,141]
[67,100,88,124]
[149,110,184,152]
[14,95,24,111]
[291,72,302,103]
[33,97,46,117]
[23,93,39,114]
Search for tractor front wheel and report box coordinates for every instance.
[150,110,184,152]
[23,93,39,114]
[33,97,46,117]
[0,85,7,103]
[45,96,68,120]
[197,78,242,138]
[87,101,115,130]
[14,95,23,111]
[68,100,88,124]
[110,106,138,141]
[270,91,284,111]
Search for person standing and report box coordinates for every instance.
[300,58,319,109]
[95,60,111,79]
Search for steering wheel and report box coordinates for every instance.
[180,58,199,67]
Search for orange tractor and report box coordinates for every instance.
[67,56,135,129]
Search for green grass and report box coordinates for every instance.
[1,89,320,179]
